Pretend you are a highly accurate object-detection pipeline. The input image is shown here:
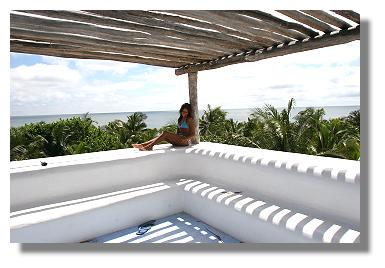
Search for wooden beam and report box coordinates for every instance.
[164,10,278,47]
[163,10,270,45]
[144,10,266,47]
[188,72,199,144]
[11,28,207,64]
[22,10,255,53]
[224,10,310,40]
[85,10,260,50]
[190,11,294,44]
[175,26,359,75]
[11,40,182,68]
[11,27,218,61]
[277,10,337,33]
[300,10,353,30]
[10,13,232,56]
[237,10,319,38]
[83,10,252,52]
[331,10,360,24]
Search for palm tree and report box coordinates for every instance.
[224,118,243,134]
[10,127,48,160]
[106,112,150,147]
[345,110,360,130]
[335,135,360,160]
[310,118,348,158]
[125,112,148,134]
[159,120,178,134]
[222,119,259,148]
[293,107,326,154]
[10,105,360,161]
[343,110,360,139]
[199,104,227,136]
[46,116,97,156]
[250,98,297,152]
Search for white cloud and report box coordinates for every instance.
[196,41,360,109]
[10,41,360,115]
[11,63,81,110]
[79,80,145,94]
[11,63,81,82]
[40,55,73,67]
[73,59,138,76]
[40,55,138,75]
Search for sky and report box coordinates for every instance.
[10,33,360,117]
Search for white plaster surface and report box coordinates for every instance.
[10,142,360,243]
[89,212,240,243]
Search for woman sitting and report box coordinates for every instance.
[132,103,196,151]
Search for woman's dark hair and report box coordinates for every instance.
[178,103,193,124]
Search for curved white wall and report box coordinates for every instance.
[183,150,360,229]
[10,142,360,231]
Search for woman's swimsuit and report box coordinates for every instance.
[178,119,191,145]
[178,119,189,129]
[178,119,188,137]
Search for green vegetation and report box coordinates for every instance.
[200,98,360,160]
[10,99,360,161]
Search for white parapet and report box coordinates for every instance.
[10,142,360,243]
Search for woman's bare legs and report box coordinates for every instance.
[132,134,163,148]
[132,137,158,148]
[139,131,189,151]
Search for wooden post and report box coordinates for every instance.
[188,72,199,144]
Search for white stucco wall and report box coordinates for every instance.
[182,144,360,230]
[10,142,360,242]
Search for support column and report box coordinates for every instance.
[188,72,199,144]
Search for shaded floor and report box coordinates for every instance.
[88,212,240,243]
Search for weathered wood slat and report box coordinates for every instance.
[84,10,260,49]
[224,10,309,40]
[159,10,267,45]
[163,10,278,47]
[11,29,205,64]
[21,10,254,53]
[331,10,360,24]
[11,12,147,38]
[10,13,232,55]
[10,28,217,61]
[300,10,352,30]
[236,10,319,38]
[146,10,287,44]
[83,10,252,53]
[11,40,184,68]
[206,11,296,43]
[175,26,359,75]
[10,10,360,73]
[140,10,262,44]
[277,10,337,33]
[203,11,289,44]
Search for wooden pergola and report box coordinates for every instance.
[10,10,360,144]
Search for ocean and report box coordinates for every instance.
[10,106,360,129]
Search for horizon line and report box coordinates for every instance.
[11,104,361,117]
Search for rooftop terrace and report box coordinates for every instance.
[9,10,361,244]
[10,142,360,243]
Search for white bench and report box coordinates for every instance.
[177,179,360,243]
[10,180,182,243]
[11,177,360,243]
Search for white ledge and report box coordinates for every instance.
[11,178,360,243]
[11,142,360,184]
[10,142,360,234]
